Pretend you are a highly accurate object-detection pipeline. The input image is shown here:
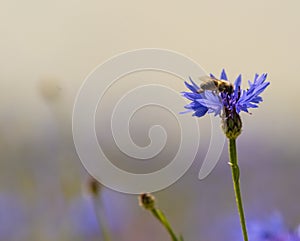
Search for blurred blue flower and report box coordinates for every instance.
[246,213,300,241]
[68,196,101,239]
[0,193,28,240]
[181,69,269,117]
[68,190,133,240]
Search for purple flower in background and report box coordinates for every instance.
[246,213,300,241]
[68,196,101,239]
[0,193,28,240]
[68,191,134,240]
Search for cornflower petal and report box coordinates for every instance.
[220,69,228,80]
[237,73,269,113]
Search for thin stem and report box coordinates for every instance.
[139,193,183,241]
[228,138,248,241]
[151,208,180,241]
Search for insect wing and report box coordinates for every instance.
[199,75,219,90]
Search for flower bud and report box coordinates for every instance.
[139,193,156,210]
[222,109,242,139]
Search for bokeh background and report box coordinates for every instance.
[1,0,300,240]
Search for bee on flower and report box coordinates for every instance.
[181,69,270,139]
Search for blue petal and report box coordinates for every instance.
[251,96,263,103]
[196,92,223,115]
[252,82,270,96]
[184,81,198,93]
[181,92,202,101]
[220,69,228,80]
[196,99,220,110]
[184,101,203,110]
[210,73,216,78]
[192,107,208,117]
[179,109,193,114]
[234,74,242,97]
[234,74,242,89]
[188,77,200,91]
[254,73,268,85]
[236,73,269,113]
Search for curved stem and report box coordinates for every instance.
[228,138,248,241]
[151,208,180,241]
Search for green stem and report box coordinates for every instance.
[151,208,180,241]
[228,138,248,241]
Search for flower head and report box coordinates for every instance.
[181,69,269,138]
[182,69,269,116]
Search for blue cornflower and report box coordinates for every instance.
[181,69,269,138]
[182,69,269,116]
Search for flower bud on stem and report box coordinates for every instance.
[139,193,184,241]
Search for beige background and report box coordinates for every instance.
[1,0,300,241]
